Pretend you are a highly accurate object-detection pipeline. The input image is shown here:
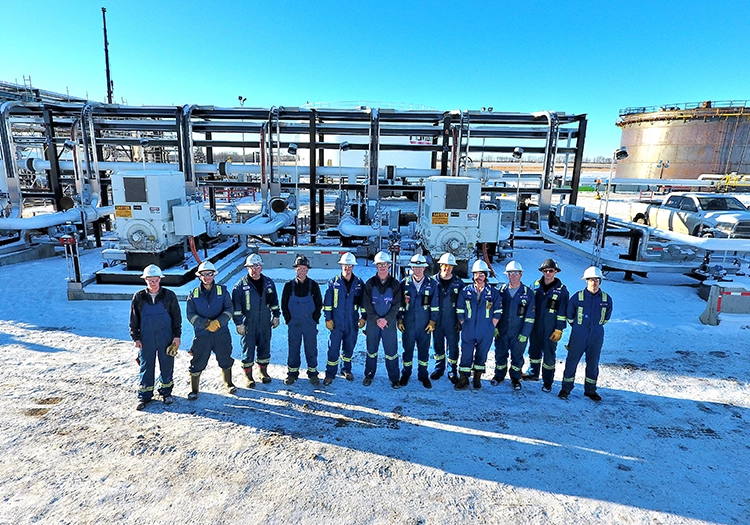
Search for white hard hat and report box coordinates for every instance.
[141,264,164,279]
[244,253,264,267]
[471,260,490,273]
[409,254,428,267]
[374,251,392,264]
[196,261,217,275]
[338,252,357,266]
[505,260,523,273]
[582,266,604,280]
[438,253,457,266]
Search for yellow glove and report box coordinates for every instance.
[326,320,334,331]
[271,317,280,329]
[236,324,246,336]
[165,343,178,357]
[517,334,527,343]
[425,320,436,333]
[397,319,405,332]
[549,329,563,343]
[358,318,366,329]
[206,319,221,332]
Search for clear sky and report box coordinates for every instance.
[3,0,749,158]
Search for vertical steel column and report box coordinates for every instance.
[178,105,196,194]
[42,108,65,209]
[440,112,452,177]
[309,110,318,242]
[568,116,587,206]
[205,131,216,211]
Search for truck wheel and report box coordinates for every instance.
[633,214,647,225]
[693,225,713,238]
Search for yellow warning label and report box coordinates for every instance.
[115,205,132,218]
[432,212,449,225]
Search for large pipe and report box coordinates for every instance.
[337,214,391,238]
[216,206,297,236]
[0,195,114,232]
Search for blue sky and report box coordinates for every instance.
[3,0,749,157]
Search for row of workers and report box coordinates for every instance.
[128,251,612,410]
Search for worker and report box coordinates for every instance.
[232,253,281,387]
[525,258,569,393]
[397,254,439,388]
[129,264,182,410]
[186,261,236,400]
[281,255,323,386]
[362,251,403,388]
[491,260,536,390]
[322,252,366,385]
[430,252,465,384]
[559,266,613,402]
[455,260,501,390]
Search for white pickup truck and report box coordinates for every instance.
[629,192,750,238]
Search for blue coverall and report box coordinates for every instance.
[281,277,322,379]
[398,275,439,381]
[130,287,181,402]
[493,283,536,381]
[232,274,280,375]
[456,283,502,374]
[362,274,402,382]
[561,288,613,394]
[186,283,234,375]
[431,273,464,378]
[323,273,365,378]
[528,277,569,386]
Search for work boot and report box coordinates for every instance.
[342,371,354,381]
[490,374,505,386]
[448,372,458,385]
[542,383,552,393]
[399,371,410,386]
[258,365,272,384]
[222,368,237,395]
[188,372,201,401]
[511,379,522,390]
[558,389,569,400]
[454,373,470,390]
[584,391,603,402]
[244,367,256,388]
[522,370,540,381]
[419,377,432,389]
[323,376,334,386]
[284,375,297,385]
[362,377,373,386]
[309,374,320,386]
[472,371,483,389]
[430,369,444,381]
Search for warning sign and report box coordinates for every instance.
[115,205,132,218]
[432,212,449,225]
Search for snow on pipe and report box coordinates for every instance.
[337,214,391,238]
[0,195,114,232]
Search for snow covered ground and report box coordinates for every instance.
[1,194,750,524]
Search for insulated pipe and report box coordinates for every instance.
[0,195,114,231]
[216,207,297,236]
[337,214,391,238]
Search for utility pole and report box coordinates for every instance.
[102,7,113,104]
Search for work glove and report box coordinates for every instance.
[236,324,245,336]
[397,319,406,333]
[271,317,280,329]
[358,318,366,329]
[494,328,499,338]
[206,319,221,332]
[326,320,335,331]
[549,329,563,343]
[425,320,436,333]
[517,334,528,343]
[165,343,178,357]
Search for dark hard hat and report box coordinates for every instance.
[293,255,311,268]
[538,258,561,272]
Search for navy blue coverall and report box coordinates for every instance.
[456,283,502,374]
[186,283,234,375]
[232,274,280,374]
[528,277,569,386]
[398,275,439,381]
[493,283,536,381]
[431,272,464,378]
[129,287,182,401]
[561,288,613,395]
[323,273,365,378]
[281,277,323,379]
[362,274,402,382]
